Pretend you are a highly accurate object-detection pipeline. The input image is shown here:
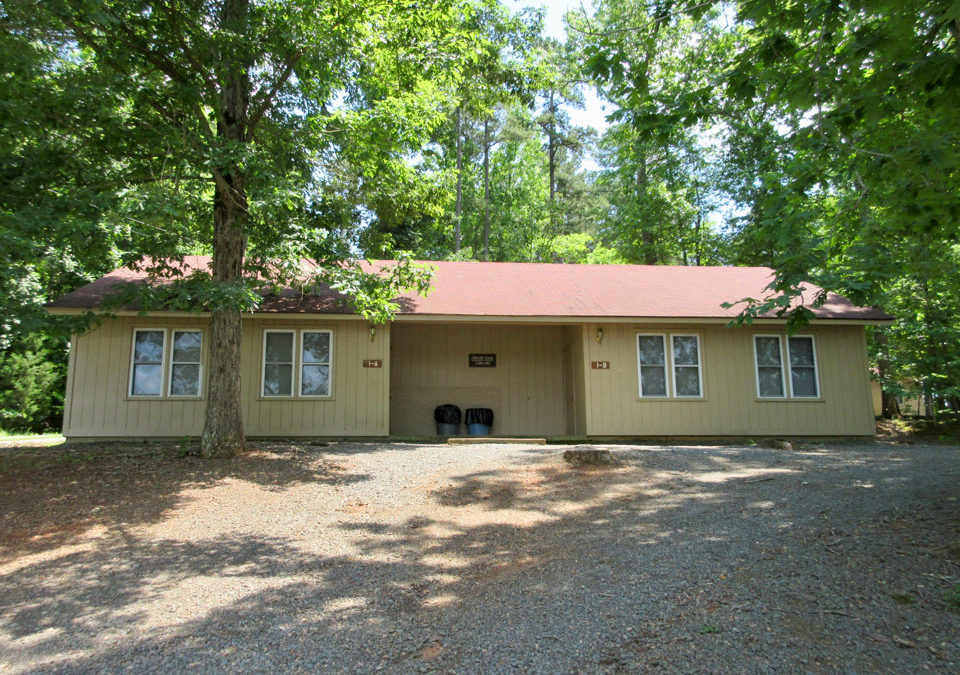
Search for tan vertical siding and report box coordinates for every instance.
[563,325,587,435]
[63,314,875,439]
[582,322,875,436]
[238,318,388,437]
[64,316,389,438]
[389,323,568,437]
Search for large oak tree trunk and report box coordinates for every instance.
[201,179,247,457]
[201,0,250,458]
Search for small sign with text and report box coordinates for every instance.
[469,354,496,368]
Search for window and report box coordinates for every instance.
[261,329,335,398]
[130,329,165,397]
[637,334,668,397]
[672,334,702,398]
[754,335,785,398]
[262,331,295,397]
[169,330,202,396]
[788,336,819,398]
[300,330,332,397]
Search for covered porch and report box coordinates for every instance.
[388,322,587,438]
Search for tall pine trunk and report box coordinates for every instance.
[636,150,657,264]
[482,116,490,261]
[547,90,557,234]
[201,0,250,458]
[454,106,463,253]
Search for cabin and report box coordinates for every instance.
[46,258,891,440]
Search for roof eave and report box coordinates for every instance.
[44,306,893,325]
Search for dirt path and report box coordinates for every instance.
[1,440,958,673]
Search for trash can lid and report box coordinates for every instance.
[465,407,494,425]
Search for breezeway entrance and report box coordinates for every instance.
[388,322,585,437]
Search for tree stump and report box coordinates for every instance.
[563,447,620,467]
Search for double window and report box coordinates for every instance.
[129,328,203,398]
[262,329,333,398]
[636,333,703,398]
[753,335,820,399]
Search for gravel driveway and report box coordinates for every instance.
[1,440,958,674]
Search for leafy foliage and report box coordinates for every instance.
[3,0,959,433]
[0,336,64,433]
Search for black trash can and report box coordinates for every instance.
[434,404,462,435]
[465,407,493,435]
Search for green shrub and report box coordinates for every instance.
[0,338,64,433]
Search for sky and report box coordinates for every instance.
[505,0,612,136]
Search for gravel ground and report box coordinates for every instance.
[1,439,959,674]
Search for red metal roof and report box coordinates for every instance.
[47,256,891,321]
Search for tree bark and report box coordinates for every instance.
[482,116,490,262]
[636,150,656,264]
[201,0,250,458]
[547,90,557,233]
[873,329,901,419]
[454,106,463,253]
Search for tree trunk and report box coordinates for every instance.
[547,90,557,233]
[636,150,656,264]
[693,187,703,266]
[482,116,490,262]
[454,106,463,253]
[201,0,250,458]
[873,329,900,419]
[882,389,902,419]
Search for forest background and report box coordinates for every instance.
[1,0,957,437]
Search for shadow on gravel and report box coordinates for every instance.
[2,443,959,674]
[0,441,370,559]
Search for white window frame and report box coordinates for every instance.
[636,333,670,398]
[129,328,167,398]
[670,333,704,399]
[167,329,204,398]
[753,334,787,399]
[262,329,296,398]
[787,334,820,399]
[298,329,334,398]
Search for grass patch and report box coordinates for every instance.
[0,429,63,439]
[698,623,721,634]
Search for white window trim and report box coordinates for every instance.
[636,333,670,398]
[262,329,297,398]
[167,329,204,398]
[298,329,334,398]
[129,328,167,398]
[753,334,787,399]
[787,334,821,399]
[670,333,704,399]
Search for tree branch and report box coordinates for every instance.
[248,50,305,136]
[154,1,224,131]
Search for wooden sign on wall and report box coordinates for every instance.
[469,353,496,368]
[591,361,610,370]
[363,359,382,368]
